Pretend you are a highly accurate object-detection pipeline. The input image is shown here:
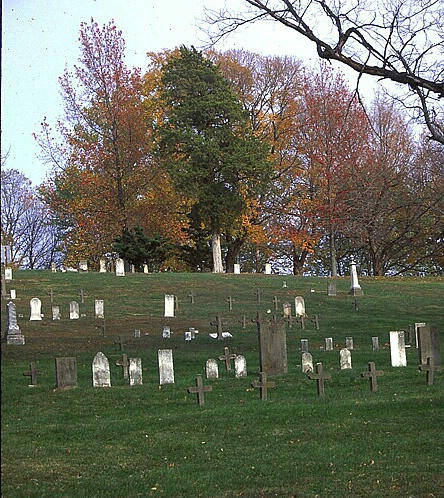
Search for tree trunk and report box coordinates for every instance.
[225,237,245,273]
[212,231,224,273]
[330,231,338,277]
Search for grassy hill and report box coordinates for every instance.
[2,271,444,497]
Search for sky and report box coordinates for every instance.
[1,0,377,186]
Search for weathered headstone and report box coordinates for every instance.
[115,354,129,379]
[417,325,441,366]
[69,301,79,320]
[187,375,212,406]
[301,339,309,352]
[283,302,292,318]
[264,263,272,274]
[255,314,288,375]
[325,337,334,351]
[4,301,25,345]
[251,372,275,401]
[414,322,426,348]
[99,258,107,273]
[129,358,143,386]
[94,299,104,319]
[1,274,9,299]
[418,356,442,386]
[327,281,337,296]
[55,357,78,389]
[10,289,16,300]
[134,329,141,338]
[158,349,175,384]
[348,260,363,296]
[143,264,149,274]
[361,362,384,392]
[164,295,175,317]
[5,267,13,281]
[162,326,171,339]
[234,264,241,274]
[218,347,237,371]
[340,348,352,370]
[51,262,57,273]
[29,298,43,321]
[371,337,379,350]
[92,352,111,387]
[389,331,407,367]
[79,260,88,272]
[308,362,331,396]
[115,258,125,277]
[51,306,60,320]
[234,355,247,378]
[23,363,42,386]
[205,358,219,379]
[345,337,354,350]
[295,296,306,317]
[301,352,314,373]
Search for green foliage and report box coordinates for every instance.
[113,226,173,271]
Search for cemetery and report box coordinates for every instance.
[1,269,443,498]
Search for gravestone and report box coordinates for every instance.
[129,358,143,386]
[264,263,272,274]
[340,348,352,369]
[311,315,320,330]
[5,267,13,281]
[92,352,111,387]
[164,295,175,317]
[23,363,42,386]
[345,337,354,350]
[99,258,107,273]
[55,357,78,389]
[301,339,309,352]
[301,352,314,373]
[418,356,442,386]
[389,331,407,367]
[4,301,25,345]
[184,331,192,341]
[295,296,306,317]
[134,329,141,338]
[29,298,43,321]
[10,289,16,300]
[414,322,426,348]
[308,362,331,396]
[234,264,241,274]
[114,335,125,351]
[361,362,384,392]
[255,314,288,375]
[209,314,229,340]
[206,358,219,379]
[234,355,247,378]
[115,258,125,277]
[348,260,363,296]
[79,260,88,272]
[69,301,79,320]
[51,262,57,273]
[162,326,171,339]
[52,306,61,320]
[417,325,441,366]
[188,375,212,405]
[95,299,104,319]
[251,372,275,401]
[1,275,9,299]
[226,296,235,310]
[115,354,129,379]
[372,337,379,350]
[143,264,149,274]
[218,347,237,371]
[283,302,292,318]
[158,349,175,384]
[327,281,337,296]
[325,337,334,351]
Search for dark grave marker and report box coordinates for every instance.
[114,335,125,351]
[55,357,78,389]
[361,362,384,392]
[311,315,320,330]
[251,372,276,401]
[238,315,247,329]
[210,313,228,340]
[23,363,42,386]
[297,315,306,330]
[254,288,261,303]
[115,353,129,379]
[174,295,180,311]
[417,325,441,366]
[255,313,288,375]
[48,288,55,304]
[226,296,234,310]
[187,290,195,304]
[308,362,331,396]
[272,296,279,310]
[187,375,212,406]
[218,347,237,371]
[418,356,442,386]
[78,289,87,304]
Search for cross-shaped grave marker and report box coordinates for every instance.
[174,295,180,311]
[78,289,87,304]
[23,363,43,386]
[308,362,332,396]
[418,356,442,386]
[238,315,247,329]
[218,347,237,371]
[48,288,55,304]
[210,313,228,340]
[115,353,129,379]
[272,296,279,310]
[361,361,384,392]
[187,290,195,304]
[254,288,261,303]
[226,296,235,310]
[251,372,276,401]
[285,314,294,329]
[114,335,125,351]
[311,315,320,330]
[187,375,212,406]
[297,315,306,330]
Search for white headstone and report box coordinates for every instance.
[301,352,313,373]
[164,295,175,317]
[29,298,42,321]
[340,348,352,369]
[325,337,334,351]
[283,302,292,317]
[4,268,12,281]
[52,306,61,320]
[349,260,363,296]
[99,258,106,273]
[295,296,305,317]
[10,289,16,300]
[95,299,104,319]
[184,331,192,341]
[129,358,143,386]
[345,337,354,350]
[390,331,407,367]
[115,258,125,277]
[143,264,149,274]
[69,301,80,320]
[158,349,175,384]
[414,322,426,349]
[51,262,57,273]
[162,326,171,338]
[234,264,241,274]
[92,352,111,387]
[264,263,272,274]
[234,355,247,378]
[206,358,219,379]
[79,260,88,272]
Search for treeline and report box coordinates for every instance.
[2,20,443,275]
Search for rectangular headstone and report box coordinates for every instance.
[301,352,313,373]
[4,268,13,281]
[415,322,426,349]
[345,337,354,350]
[158,349,175,384]
[115,258,125,276]
[389,331,407,367]
[164,295,175,317]
[301,339,309,352]
[99,258,106,273]
[29,298,42,321]
[234,355,247,378]
[206,358,219,379]
[69,301,79,320]
[55,357,78,389]
[325,337,333,351]
[234,264,241,274]
[257,317,288,375]
[264,263,272,274]
[162,326,171,338]
[52,306,61,320]
[340,348,352,369]
[417,325,441,366]
[129,358,143,386]
[372,337,379,350]
[327,281,337,296]
[295,296,305,317]
[95,299,104,319]
[92,352,111,387]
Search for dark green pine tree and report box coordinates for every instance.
[158,46,272,273]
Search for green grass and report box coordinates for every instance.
[1,271,444,497]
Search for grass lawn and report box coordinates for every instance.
[1,271,444,497]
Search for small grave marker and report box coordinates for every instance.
[234,355,247,378]
[187,290,195,303]
[325,338,334,351]
[418,357,442,386]
[254,288,261,303]
[55,357,78,389]
[226,296,235,310]
[340,348,352,370]
[311,315,320,330]
[92,352,111,387]
[95,299,104,319]
[238,315,247,329]
[187,375,212,406]
[210,314,228,340]
[218,347,237,371]
[371,337,379,350]
[164,294,175,317]
[129,358,143,386]
[361,362,384,392]
[417,325,441,366]
[69,301,79,320]
[296,315,306,330]
[251,372,275,401]
[78,289,87,304]
[114,335,125,351]
[390,331,407,367]
[23,363,42,386]
[158,349,175,384]
[308,362,331,396]
[272,296,279,310]
[115,258,125,276]
[295,296,305,317]
[115,354,129,379]
[52,306,61,320]
[29,298,42,321]
[345,337,354,350]
[206,358,219,379]
[327,281,337,296]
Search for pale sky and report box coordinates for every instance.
[1,0,376,186]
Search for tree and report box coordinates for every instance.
[206,0,444,145]
[157,46,272,273]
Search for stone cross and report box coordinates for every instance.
[284,313,294,329]
[210,314,228,340]
[226,296,235,310]
[272,296,279,310]
[115,353,129,379]
[114,335,125,351]
[78,289,87,304]
[218,347,237,371]
[296,315,305,330]
[188,290,195,304]
[308,362,331,396]
[187,375,212,406]
[251,372,275,401]
[311,315,320,330]
[174,295,180,311]
[254,288,261,303]
[418,356,442,386]
[238,315,247,329]
[48,288,55,304]
[361,362,384,392]
[23,363,42,386]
